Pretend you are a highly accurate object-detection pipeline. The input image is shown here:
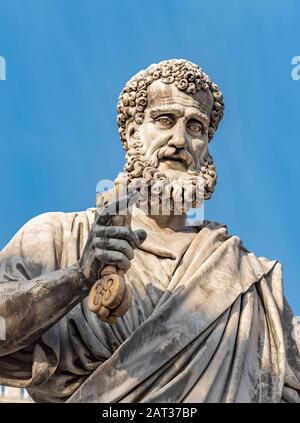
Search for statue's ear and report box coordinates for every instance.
[125,119,139,146]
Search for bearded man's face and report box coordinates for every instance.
[135,80,213,172]
[123,80,217,213]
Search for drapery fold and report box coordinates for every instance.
[0,209,299,402]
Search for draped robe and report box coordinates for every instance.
[0,207,300,402]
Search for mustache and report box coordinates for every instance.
[124,146,217,201]
[149,146,193,168]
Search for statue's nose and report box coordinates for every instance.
[167,122,186,148]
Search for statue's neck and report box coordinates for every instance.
[148,214,187,232]
[132,205,188,232]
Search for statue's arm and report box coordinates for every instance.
[0,209,145,359]
[0,211,95,357]
[0,262,89,357]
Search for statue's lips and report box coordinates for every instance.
[160,155,188,169]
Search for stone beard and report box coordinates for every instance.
[1,59,299,404]
[115,59,223,216]
[122,138,217,214]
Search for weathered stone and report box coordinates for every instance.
[0,59,299,403]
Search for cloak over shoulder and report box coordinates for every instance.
[0,209,299,402]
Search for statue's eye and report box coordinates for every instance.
[155,115,174,126]
[187,120,203,133]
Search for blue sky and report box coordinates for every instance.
[0,0,299,313]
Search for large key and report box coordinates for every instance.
[88,265,132,324]
[88,184,139,324]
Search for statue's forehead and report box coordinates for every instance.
[146,80,214,116]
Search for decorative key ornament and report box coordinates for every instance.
[88,186,139,324]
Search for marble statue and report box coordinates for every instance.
[0,59,299,403]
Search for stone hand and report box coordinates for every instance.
[79,207,146,285]
[79,223,146,285]
[78,194,146,323]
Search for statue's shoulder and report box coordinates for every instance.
[202,220,279,264]
[19,208,96,233]
[202,220,228,232]
[1,208,97,262]
[2,208,96,252]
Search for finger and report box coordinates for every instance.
[134,229,147,244]
[94,249,131,272]
[93,226,143,249]
[93,238,134,260]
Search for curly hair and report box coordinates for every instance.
[117,59,224,150]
